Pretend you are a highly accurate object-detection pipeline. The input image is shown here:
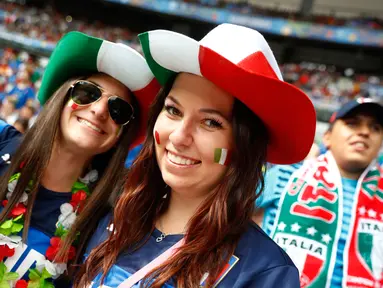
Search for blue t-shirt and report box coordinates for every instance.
[258,164,358,288]
[0,120,72,281]
[85,213,300,287]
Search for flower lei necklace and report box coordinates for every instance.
[0,168,98,288]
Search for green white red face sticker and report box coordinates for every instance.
[68,99,78,110]
[155,130,161,145]
[214,148,231,166]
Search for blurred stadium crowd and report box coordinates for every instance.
[0,2,140,48]
[183,0,383,30]
[0,2,382,135]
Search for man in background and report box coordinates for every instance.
[256,97,383,288]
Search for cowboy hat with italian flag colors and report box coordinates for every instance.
[38,31,160,147]
[138,23,316,164]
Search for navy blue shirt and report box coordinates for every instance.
[0,120,22,175]
[86,213,300,287]
[0,120,72,280]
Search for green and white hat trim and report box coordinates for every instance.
[38,31,159,105]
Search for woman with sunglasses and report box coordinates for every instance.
[76,24,316,288]
[0,32,159,287]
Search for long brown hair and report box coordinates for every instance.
[0,75,140,274]
[75,75,269,287]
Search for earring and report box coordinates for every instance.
[163,184,168,199]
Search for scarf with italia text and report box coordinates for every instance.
[271,152,383,288]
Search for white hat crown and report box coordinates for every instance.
[200,24,283,80]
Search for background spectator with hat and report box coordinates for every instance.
[256,97,383,287]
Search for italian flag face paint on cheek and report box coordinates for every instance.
[155,130,161,145]
[214,148,232,166]
[68,99,79,110]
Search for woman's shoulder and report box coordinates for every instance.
[0,120,22,173]
[217,222,300,287]
[0,120,21,142]
[235,221,297,270]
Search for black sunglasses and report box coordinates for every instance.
[69,80,135,126]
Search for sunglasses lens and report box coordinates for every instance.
[71,81,102,105]
[108,96,134,125]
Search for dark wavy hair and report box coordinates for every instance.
[0,74,140,281]
[75,74,269,287]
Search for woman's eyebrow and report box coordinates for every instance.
[167,95,231,121]
[199,108,231,122]
[167,95,181,106]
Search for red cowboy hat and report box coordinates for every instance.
[138,24,316,164]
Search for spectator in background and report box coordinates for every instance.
[255,97,383,287]
[0,95,17,123]
[18,103,36,122]
[8,69,35,109]
[13,117,29,133]
[281,62,383,108]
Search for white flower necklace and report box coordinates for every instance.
[0,169,98,287]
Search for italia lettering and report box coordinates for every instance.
[314,247,323,255]
[290,239,297,247]
[279,237,289,245]
[275,233,326,259]
[358,219,383,234]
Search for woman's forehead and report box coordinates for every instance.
[169,73,234,116]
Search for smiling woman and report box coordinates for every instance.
[76,24,316,288]
[0,32,159,287]
[154,73,234,197]
[60,76,134,154]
